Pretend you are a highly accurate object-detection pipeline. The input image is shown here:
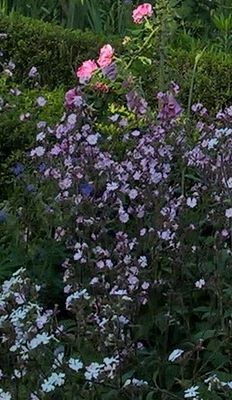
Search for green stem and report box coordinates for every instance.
[187,48,206,118]
[125,26,159,70]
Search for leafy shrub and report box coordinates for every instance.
[0,13,232,110]
[0,74,64,197]
[0,12,120,89]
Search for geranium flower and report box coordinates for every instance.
[132,3,153,24]
[76,59,98,81]
[97,44,114,68]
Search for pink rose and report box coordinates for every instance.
[132,3,153,24]
[76,59,98,81]
[97,44,114,68]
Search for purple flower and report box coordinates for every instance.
[158,93,182,121]
[36,96,47,107]
[65,88,83,109]
[126,90,148,116]
[170,81,180,95]
[0,209,7,223]
[26,184,36,193]
[80,183,94,197]
[11,163,24,177]
[38,162,46,173]
[102,62,117,81]
[28,66,38,78]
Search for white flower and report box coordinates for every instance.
[53,352,64,369]
[51,372,65,387]
[30,394,39,400]
[84,362,103,381]
[168,349,184,362]
[66,289,90,309]
[41,372,65,393]
[225,208,232,219]
[124,378,148,387]
[41,379,55,393]
[195,279,205,289]
[36,132,46,141]
[68,358,83,372]
[184,385,199,398]
[187,197,197,208]
[224,177,232,189]
[207,138,218,149]
[0,389,12,400]
[29,332,53,349]
[138,256,148,268]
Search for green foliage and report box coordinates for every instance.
[0,77,64,197]
[0,13,120,89]
[1,13,231,111]
[142,47,232,111]
[0,0,137,35]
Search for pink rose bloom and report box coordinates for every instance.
[132,3,153,24]
[97,44,114,68]
[76,59,98,81]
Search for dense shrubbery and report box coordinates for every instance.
[0,2,232,400]
[0,13,118,88]
[0,74,64,197]
[0,13,231,109]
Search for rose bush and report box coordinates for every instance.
[1,2,232,399]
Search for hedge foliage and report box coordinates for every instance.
[0,78,64,197]
[1,13,232,110]
[0,13,118,89]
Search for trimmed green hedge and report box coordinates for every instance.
[0,13,231,110]
[167,49,232,111]
[0,13,119,89]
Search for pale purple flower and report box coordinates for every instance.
[187,197,197,208]
[225,208,232,219]
[129,189,138,199]
[158,92,182,121]
[126,90,148,116]
[86,134,99,145]
[36,132,46,142]
[28,66,38,78]
[36,96,47,107]
[30,146,45,157]
[65,88,83,108]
